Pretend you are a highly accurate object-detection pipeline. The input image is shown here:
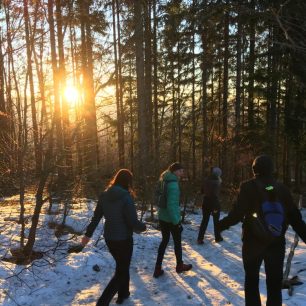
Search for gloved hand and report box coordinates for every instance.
[68,235,89,254]
[216,219,226,233]
[81,235,90,247]
[174,223,183,233]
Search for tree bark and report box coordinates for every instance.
[112,0,125,167]
[80,0,99,187]
[56,0,73,175]
[247,0,255,130]
[134,1,148,180]
[222,0,229,177]
[144,0,153,170]
[24,0,41,174]
[152,0,160,175]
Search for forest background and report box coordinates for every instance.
[0,0,306,261]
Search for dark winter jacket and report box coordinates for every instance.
[219,176,306,244]
[85,185,146,241]
[202,174,221,211]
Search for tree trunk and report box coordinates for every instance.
[222,0,229,177]
[191,7,196,180]
[128,58,134,173]
[171,59,177,161]
[0,31,8,169]
[200,0,209,178]
[267,24,279,159]
[235,2,242,138]
[234,1,243,182]
[134,1,148,181]
[116,0,125,167]
[23,124,54,256]
[56,0,73,175]
[152,0,160,175]
[80,0,99,188]
[144,0,153,171]
[112,0,124,167]
[24,0,41,174]
[247,0,255,130]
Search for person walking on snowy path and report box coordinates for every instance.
[81,169,146,306]
[197,166,223,244]
[218,155,306,306]
[153,162,192,278]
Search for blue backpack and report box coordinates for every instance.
[249,181,286,243]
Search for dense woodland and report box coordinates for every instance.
[0,1,306,258]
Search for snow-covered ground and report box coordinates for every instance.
[1,195,306,306]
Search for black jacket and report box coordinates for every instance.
[219,177,306,244]
[202,175,221,211]
[85,185,146,241]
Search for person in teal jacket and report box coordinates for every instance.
[153,162,192,278]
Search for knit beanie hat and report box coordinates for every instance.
[169,162,183,172]
[212,167,222,177]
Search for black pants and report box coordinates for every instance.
[155,220,182,266]
[198,208,221,241]
[97,238,133,306]
[242,240,285,306]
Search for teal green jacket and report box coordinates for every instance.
[158,171,181,225]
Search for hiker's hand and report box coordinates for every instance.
[174,223,183,233]
[81,236,90,247]
[216,220,224,233]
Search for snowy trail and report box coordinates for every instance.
[1,198,306,305]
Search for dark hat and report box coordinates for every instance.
[169,162,183,172]
[252,154,274,177]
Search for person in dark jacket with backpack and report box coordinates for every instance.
[153,162,192,278]
[81,169,146,306]
[197,167,223,244]
[218,155,306,306]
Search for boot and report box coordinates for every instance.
[215,236,223,243]
[176,262,192,273]
[153,265,164,278]
[116,292,130,304]
[197,239,204,245]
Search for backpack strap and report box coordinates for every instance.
[161,179,177,196]
[164,179,177,185]
[252,179,277,216]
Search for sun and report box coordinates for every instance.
[64,85,79,106]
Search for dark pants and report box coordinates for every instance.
[97,238,133,306]
[198,207,221,241]
[155,220,182,266]
[242,240,285,306]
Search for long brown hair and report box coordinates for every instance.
[107,169,135,196]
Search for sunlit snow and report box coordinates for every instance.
[1,196,305,305]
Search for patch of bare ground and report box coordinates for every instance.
[3,248,43,265]
[47,221,82,237]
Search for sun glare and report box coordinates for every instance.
[64,85,79,106]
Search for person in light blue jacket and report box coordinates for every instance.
[81,169,146,305]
